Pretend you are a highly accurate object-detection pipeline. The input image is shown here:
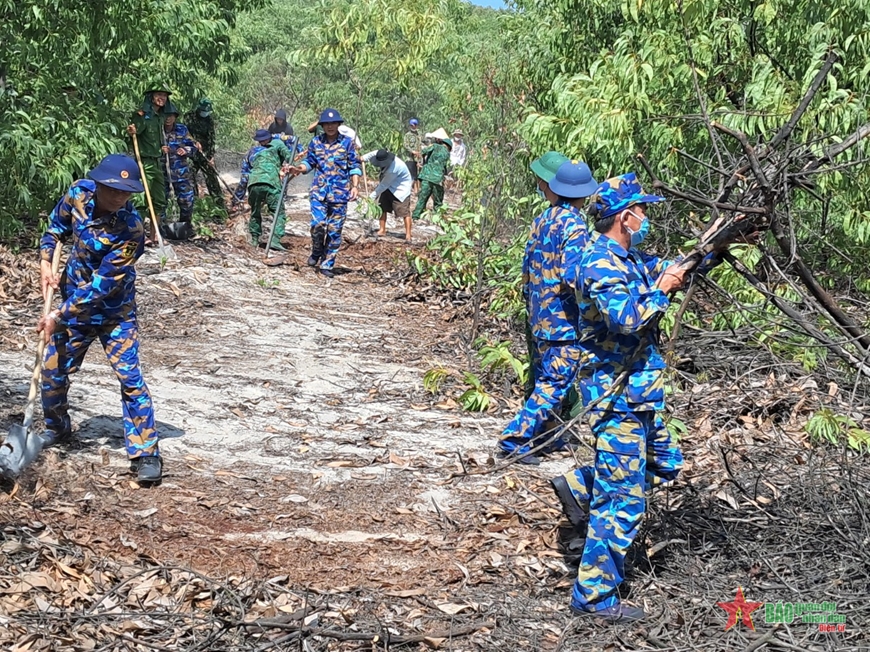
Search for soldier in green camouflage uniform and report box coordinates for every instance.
[412,129,452,220]
[184,98,225,212]
[127,84,175,228]
[233,129,292,251]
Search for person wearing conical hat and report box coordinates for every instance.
[411,128,452,220]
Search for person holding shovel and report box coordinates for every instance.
[37,154,163,483]
[403,118,423,193]
[184,98,226,212]
[162,106,197,239]
[498,159,599,465]
[127,83,174,235]
[411,128,452,220]
[289,108,361,279]
[234,128,292,251]
[362,149,413,242]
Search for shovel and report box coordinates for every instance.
[131,132,176,261]
[0,242,63,479]
[263,172,292,266]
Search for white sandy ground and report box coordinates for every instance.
[0,187,576,530]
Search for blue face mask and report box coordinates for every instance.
[536,186,546,199]
[626,211,650,247]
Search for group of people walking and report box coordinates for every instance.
[30,90,700,620]
[497,152,724,622]
[126,84,225,240]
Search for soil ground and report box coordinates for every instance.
[0,188,867,651]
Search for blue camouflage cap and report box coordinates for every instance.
[88,154,144,193]
[589,172,664,219]
[318,108,343,124]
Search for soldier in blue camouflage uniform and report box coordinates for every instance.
[498,160,599,464]
[289,108,361,278]
[163,107,197,227]
[549,173,697,622]
[36,154,163,483]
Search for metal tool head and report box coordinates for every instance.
[163,221,195,241]
[0,425,45,479]
[263,253,290,267]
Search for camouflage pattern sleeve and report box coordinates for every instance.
[300,139,318,174]
[235,148,254,201]
[346,139,362,177]
[40,187,78,262]
[561,216,588,292]
[585,250,670,335]
[273,138,291,166]
[57,232,139,323]
[177,125,197,156]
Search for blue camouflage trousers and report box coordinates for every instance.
[164,169,195,222]
[310,199,348,270]
[499,340,581,455]
[42,319,160,459]
[558,409,682,611]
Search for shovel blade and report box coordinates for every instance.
[263,254,290,267]
[0,425,45,479]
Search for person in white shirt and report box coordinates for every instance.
[363,149,413,241]
[450,130,467,167]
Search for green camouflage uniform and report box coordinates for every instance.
[129,93,170,222]
[184,100,225,211]
[412,140,450,219]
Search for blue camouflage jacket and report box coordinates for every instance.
[575,232,675,412]
[40,180,145,327]
[523,202,589,341]
[165,123,196,181]
[272,132,302,158]
[300,133,362,203]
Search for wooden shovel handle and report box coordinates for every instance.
[23,241,63,429]
[131,131,168,250]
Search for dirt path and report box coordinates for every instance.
[0,203,865,651]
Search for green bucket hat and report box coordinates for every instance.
[530,151,569,183]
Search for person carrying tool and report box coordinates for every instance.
[498,159,599,465]
[37,154,163,483]
[126,83,175,235]
[289,108,361,279]
[362,149,413,241]
[411,128,452,220]
[234,129,292,251]
[184,98,226,212]
[403,118,423,193]
[161,107,197,239]
[549,173,707,622]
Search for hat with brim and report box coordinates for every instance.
[145,84,172,96]
[530,151,569,183]
[319,108,344,124]
[549,160,599,199]
[425,127,450,141]
[370,149,396,168]
[254,128,271,142]
[88,154,144,193]
[590,172,665,219]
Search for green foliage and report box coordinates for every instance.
[478,340,528,385]
[665,416,689,442]
[805,407,870,451]
[0,0,262,235]
[458,372,492,412]
[423,367,451,395]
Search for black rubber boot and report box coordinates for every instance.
[550,475,587,529]
[308,225,326,266]
[135,456,163,483]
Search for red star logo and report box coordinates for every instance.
[717,587,764,630]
